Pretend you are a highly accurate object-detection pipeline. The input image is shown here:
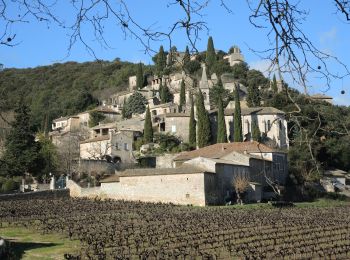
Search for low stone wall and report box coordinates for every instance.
[67,180,102,198]
[0,189,69,201]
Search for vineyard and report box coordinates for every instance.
[1,198,350,259]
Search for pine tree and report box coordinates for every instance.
[217,97,227,143]
[251,118,261,142]
[188,96,196,149]
[206,36,216,73]
[196,89,211,148]
[1,102,39,177]
[179,79,186,111]
[234,85,243,142]
[143,106,153,143]
[156,45,167,75]
[183,46,190,66]
[136,62,144,90]
[272,74,278,93]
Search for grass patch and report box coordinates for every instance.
[0,226,80,260]
[294,198,350,208]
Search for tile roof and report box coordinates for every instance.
[174,141,277,161]
[53,116,79,122]
[222,107,285,116]
[91,122,117,130]
[100,165,211,183]
[80,135,110,144]
[165,112,191,118]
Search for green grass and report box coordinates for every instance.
[0,226,80,260]
[205,198,350,210]
[294,198,350,208]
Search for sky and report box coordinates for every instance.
[1,0,350,106]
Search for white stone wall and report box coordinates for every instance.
[100,173,206,206]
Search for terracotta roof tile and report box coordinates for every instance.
[80,135,110,144]
[174,141,277,161]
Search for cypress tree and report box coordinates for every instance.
[179,79,186,111]
[251,118,261,142]
[234,85,243,142]
[143,106,153,143]
[196,89,211,148]
[206,36,216,73]
[188,96,196,149]
[1,102,39,177]
[136,62,144,90]
[217,97,227,143]
[183,46,190,66]
[156,45,167,75]
[272,74,278,93]
[159,81,164,102]
[160,83,171,104]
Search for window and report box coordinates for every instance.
[171,125,176,133]
[267,120,271,131]
[279,120,283,130]
[124,143,129,151]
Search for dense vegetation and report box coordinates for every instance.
[1,197,350,259]
[0,59,152,131]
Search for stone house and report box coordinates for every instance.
[80,128,141,164]
[210,107,289,149]
[69,142,287,206]
[162,113,191,142]
[173,142,288,188]
[51,116,80,132]
[91,122,117,138]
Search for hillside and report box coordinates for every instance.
[0,59,152,130]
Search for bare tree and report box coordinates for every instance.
[232,175,250,205]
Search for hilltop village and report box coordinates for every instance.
[47,41,293,206]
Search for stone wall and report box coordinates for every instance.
[0,189,69,201]
[156,154,178,168]
[100,173,206,206]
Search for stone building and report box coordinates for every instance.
[210,107,289,149]
[173,141,288,188]
[223,47,244,66]
[51,116,80,132]
[80,128,142,164]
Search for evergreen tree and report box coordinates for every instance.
[88,111,106,127]
[234,85,243,142]
[160,83,172,103]
[209,77,233,109]
[196,89,211,148]
[143,106,153,143]
[217,97,227,143]
[179,80,186,111]
[123,92,147,118]
[183,46,190,66]
[272,74,278,93]
[251,118,261,142]
[156,45,167,75]
[206,36,216,73]
[136,62,144,90]
[188,96,196,149]
[247,69,268,107]
[1,102,39,177]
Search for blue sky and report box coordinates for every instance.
[1,0,349,105]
